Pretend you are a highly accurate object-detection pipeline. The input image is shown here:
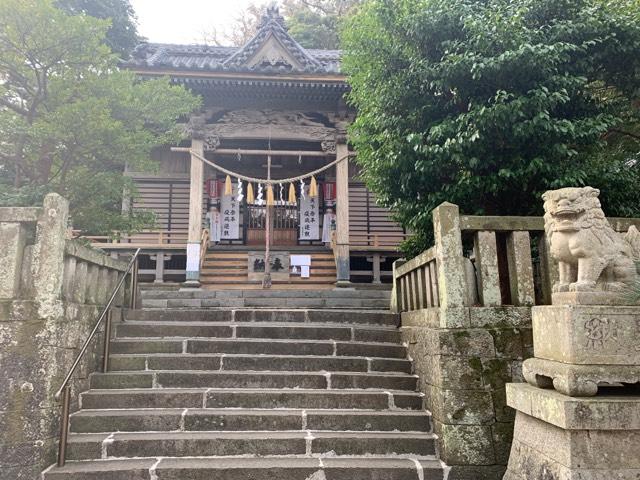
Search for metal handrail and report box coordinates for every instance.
[54,248,141,467]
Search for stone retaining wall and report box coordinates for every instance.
[401,307,532,480]
[0,194,128,480]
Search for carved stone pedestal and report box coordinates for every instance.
[524,357,640,397]
[523,304,640,396]
[504,384,640,480]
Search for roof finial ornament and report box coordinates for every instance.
[259,2,286,29]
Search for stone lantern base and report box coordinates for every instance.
[504,384,640,480]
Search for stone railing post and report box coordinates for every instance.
[390,259,405,313]
[31,193,69,318]
[432,202,469,326]
[0,222,27,299]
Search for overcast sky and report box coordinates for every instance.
[130,0,274,45]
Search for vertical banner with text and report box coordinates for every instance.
[299,186,320,240]
[220,185,240,240]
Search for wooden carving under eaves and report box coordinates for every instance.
[205,109,338,143]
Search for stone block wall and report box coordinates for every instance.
[0,194,128,480]
[401,307,532,480]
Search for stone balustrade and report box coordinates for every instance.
[393,208,640,314]
[391,201,640,480]
[0,194,129,480]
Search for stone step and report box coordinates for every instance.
[108,353,412,374]
[89,370,418,391]
[43,457,445,480]
[143,298,391,309]
[66,431,437,460]
[140,289,392,300]
[115,321,401,343]
[80,388,424,410]
[111,338,407,358]
[70,408,432,433]
[126,309,398,326]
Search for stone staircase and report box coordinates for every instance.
[42,292,447,479]
[140,287,392,310]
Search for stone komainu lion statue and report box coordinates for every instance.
[543,187,640,292]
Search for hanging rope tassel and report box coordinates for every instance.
[288,183,296,204]
[224,175,233,196]
[309,176,318,198]
[247,183,255,204]
[266,184,275,206]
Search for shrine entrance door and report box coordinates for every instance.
[246,204,298,246]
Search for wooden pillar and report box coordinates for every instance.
[335,141,350,284]
[185,139,204,287]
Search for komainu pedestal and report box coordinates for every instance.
[523,303,640,396]
[504,384,640,480]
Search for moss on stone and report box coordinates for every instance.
[468,357,483,372]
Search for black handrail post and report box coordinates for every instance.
[102,309,112,373]
[56,385,71,467]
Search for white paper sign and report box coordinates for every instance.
[290,255,311,267]
[220,185,240,240]
[207,210,222,242]
[299,186,320,240]
[186,243,200,271]
[322,213,336,243]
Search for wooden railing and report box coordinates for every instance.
[71,229,188,247]
[349,233,409,250]
[392,202,640,312]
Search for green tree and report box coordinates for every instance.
[217,1,361,49]
[0,0,201,234]
[343,0,640,256]
[56,0,140,58]
[283,0,361,49]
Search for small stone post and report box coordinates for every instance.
[390,259,405,313]
[432,202,469,326]
[474,231,501,306]
[0,222,27,299]
[31,193,69,318]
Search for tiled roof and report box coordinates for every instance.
[123,7,342,75]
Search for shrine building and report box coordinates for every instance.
[115,6,406,288]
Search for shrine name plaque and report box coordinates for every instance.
[248,251,290,281]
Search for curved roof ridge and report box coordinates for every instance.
[123,7,342,75]
[222,6,321,71]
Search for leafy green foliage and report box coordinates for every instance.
[342,0,640,256]
[0,0,201,234]
[284,0,362,49]
[56,0,140,58]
